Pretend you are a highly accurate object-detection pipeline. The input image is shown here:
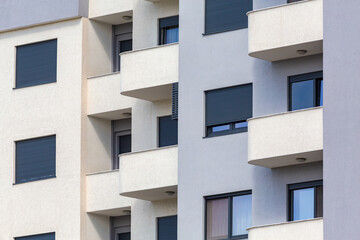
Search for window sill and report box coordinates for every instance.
[13,175,56,185]
[13,81,56,90]
[203,127,248,139]
[203,26,248,36]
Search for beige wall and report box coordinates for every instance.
[0,1,179,239]
[0,18,84,239]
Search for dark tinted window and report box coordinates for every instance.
[289,180,323,221]
[288,0,303,3]
[118,233,130,240]
[16,39,57,88]
[206,84,252,137]
[158,216,177,240]
[15,232,55,240]
[289,71,323,111]
[159,16,179,45]
[159,116,178,147]
[205,0,252,34]
[205,191,252,240]
[15,135,56,184]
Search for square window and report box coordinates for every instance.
[158,216,177,240]
[289,71,323,111]
[15,135,56,184]
[205,191,252,240]
[158,116,178,147]
[159,16,179,45]
[16,39,57,88]
[205,0,252,34]
[15,232,55,240]
[205,84,252,137]
[289,180,323,221]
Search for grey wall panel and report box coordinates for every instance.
[178,0,323,238]
[323,1,360,239]
[0,0,86,31]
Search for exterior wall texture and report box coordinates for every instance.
[0,0,344,240]
[323,1,360,239]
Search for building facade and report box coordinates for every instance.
[0,0,355,239]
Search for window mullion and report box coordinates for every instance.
[228,196,232,239]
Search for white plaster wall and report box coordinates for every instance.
[248,0,323,61]
[86,19,112,77]
[119,146,178,196]
[248,218,323,240]
[88,73,136,117]
[0,19,84,239]
[89,0,133,19]
[120,43,178,101]
[86,117,112,174]
[248,107,323,165]
[132,199,177,240]
[85,214,111,240]
[87,170,134,213]
[131,99,172,151]
[133,0,179,49]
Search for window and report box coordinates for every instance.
[205,84,252,137]
[205,0,252,35]
[158,116,178,147]
[16,39,57,88]
[113,23,133,72]
[159,16,179,45]
[289,71,323,111]
[112,119,132,170]
[111,216,131,240]
[205,191,252,240]
[158,216,177,240]
[15,135,56,184]
[15,232,55,240]
[289,180,323,221]
[288,0,303,3]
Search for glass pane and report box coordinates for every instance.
[232,194,252,236]
[319,79,323,106]
[235,122,248,129]
[291,80,314,111]
[292,188,315,221]
[207,198,229,240]
[166,27,179,44]
[212,124,231,132]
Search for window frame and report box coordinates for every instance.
[288,71,323,111]
[204,190,252,240]
[204,0,253,35]
[158,115,178,148]
[14,232,55,240]
[288,180,323,221]
[205,83,252,138]
[14,135,56,184]
[158,15,179,45]
[15,39,58,89]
